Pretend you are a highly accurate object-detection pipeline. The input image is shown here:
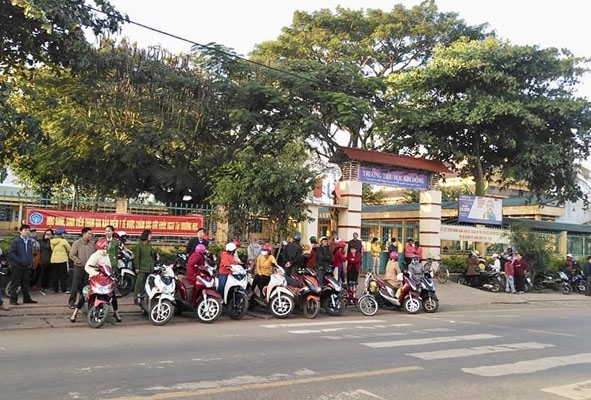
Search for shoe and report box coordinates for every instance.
[9,301,19,306]
[115,314,122,323]
[23,299,38,304]
[1,303,9,311]
[68,304,75,309]
[70,316,76,323]
[65,291,70,294]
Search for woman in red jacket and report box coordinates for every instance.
[346,247,362,286]
[332,241,346,283]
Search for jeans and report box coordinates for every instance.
[505,275,515,293]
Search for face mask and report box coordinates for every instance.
[261,251,269,256]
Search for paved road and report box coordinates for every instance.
[1,301,590,400]
[1,280,590,330]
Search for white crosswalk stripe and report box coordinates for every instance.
[542,379,591,400]
[408,342,554,360]
[462,353,591,377]
[360,333,500,348]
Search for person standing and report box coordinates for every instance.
[414,241,423,263]
[316,236,334,285]
[370,237,381,275]
[68,227,94,309]
[284,233,304,276]
[38,229,54,291]
[50,227,71,294]
[346,247,361,286]
[504,256,516,293]
[332,241,347,283]
[104,225,120,271]
[133,229,154,302]
[403,238,416,269]
[186,227,208,255]
[7,224,38,305]
[512,251,529,294]
[387,238,399,255]
[583,256,591,297]
[28,228,42,290]
[491,253,502,272]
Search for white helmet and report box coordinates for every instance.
[226,242,237,252]
[567,253,573,258]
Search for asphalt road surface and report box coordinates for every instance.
[1,303,591,400]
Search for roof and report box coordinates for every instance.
[333,147,451,174]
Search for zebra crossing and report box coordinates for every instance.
[261,319,591,399]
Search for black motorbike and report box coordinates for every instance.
[420,271,439,313]
[533,270,572,294]
[457,266,502,292]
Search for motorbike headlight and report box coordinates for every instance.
[162,276,173,285]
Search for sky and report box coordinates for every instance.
[107,0,591,98]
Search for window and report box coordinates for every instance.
[249,219,262,233]
[0,207,10,222]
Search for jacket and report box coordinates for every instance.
[315,245,333,269]
[255,254,277,276]
[133,241,154,273]
[218,251,235,276]
[186,251,204,286]
[370,243,381,257]
[8,236,33,269]
[284,241,303,267]
[85,250,111,277]
[106,237,120,269]
[50,237,71,264]
[69,238,94,268]
[40,238,52,265]
[384,260,402,288]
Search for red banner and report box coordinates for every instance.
[26,208,204,236]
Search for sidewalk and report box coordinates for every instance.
[1,282,590,331]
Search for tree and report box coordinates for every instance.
[250,1,488,154]
[209,142,319,240]
[362,184,386,205]
[383,37,591,204]
[509,222,553,279]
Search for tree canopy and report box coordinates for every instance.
[382,37,591,203]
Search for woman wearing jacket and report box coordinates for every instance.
[50,227,71,293]
[133,229,154,302]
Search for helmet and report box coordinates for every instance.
[55,227,66,235]
[309,236,317,244]
[389,251,398,260]
[320,236,328,242]
[567,253,573,258]
[282,240,288,246]
[293,233,301,241]
[196,244,206,254]
[95,237,108,250]
[337,241,346,248]
[262,244,272,252]
[472,250,480,256]
[233,238,241,246]
[225,242,237,252]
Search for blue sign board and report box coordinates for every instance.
[359,166,429,190]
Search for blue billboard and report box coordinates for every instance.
[458,195,503,225]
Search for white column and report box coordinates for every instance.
[337,180,363,240]
[419,190,442,259]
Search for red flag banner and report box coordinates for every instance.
[26,208,204,236]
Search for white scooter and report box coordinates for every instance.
[222,264,249,320]
[249,265,295,319]
[138,264,176,326]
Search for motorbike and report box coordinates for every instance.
[172,253,188,276]
[319,266,345,316]
[532,270,571,294]
[175,263,223,323]
[248,265,295,319]
[114,244,136,296]
[569,269,587,294]
[221,264,249,320]
[365,271,422,314]
[286,267,321,319]
[457,266,502,292]
[341,281,379,316]
[138,263,176,326]
[83,264,115,328]
[420,271,439,313]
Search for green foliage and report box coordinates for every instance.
[362,184,386,205]
[441,254,469,273]
[384,37,591,204]
[208,142,319,239]
[509,223,553,277]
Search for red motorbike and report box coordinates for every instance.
[175,263,223,323]
[365,271,422,314]
[286,267,321,319]
[84,264,116,328]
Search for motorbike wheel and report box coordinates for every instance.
[227,292,248,320]
[457,277,468,286]
[87,303,109,328]
[323,294,345,316]
[196,298,222,323]
[356,294,378,316]
[574,282,587,293]
[402,297,422,314]
[149,299,174,326]
[302,298,320,319]
[561,283,573,295]
[490,281,501,292]
[437,266,449,284]
[422,296,439,313]
[269,294,294,319]
[4,280,21,297]
[118,274,135,297]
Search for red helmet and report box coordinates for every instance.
[95,237,108,250]
[196,244,206,254]
[262,244,272,252]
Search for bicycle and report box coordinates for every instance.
[423,257,449,284]
[341,281,378,316]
